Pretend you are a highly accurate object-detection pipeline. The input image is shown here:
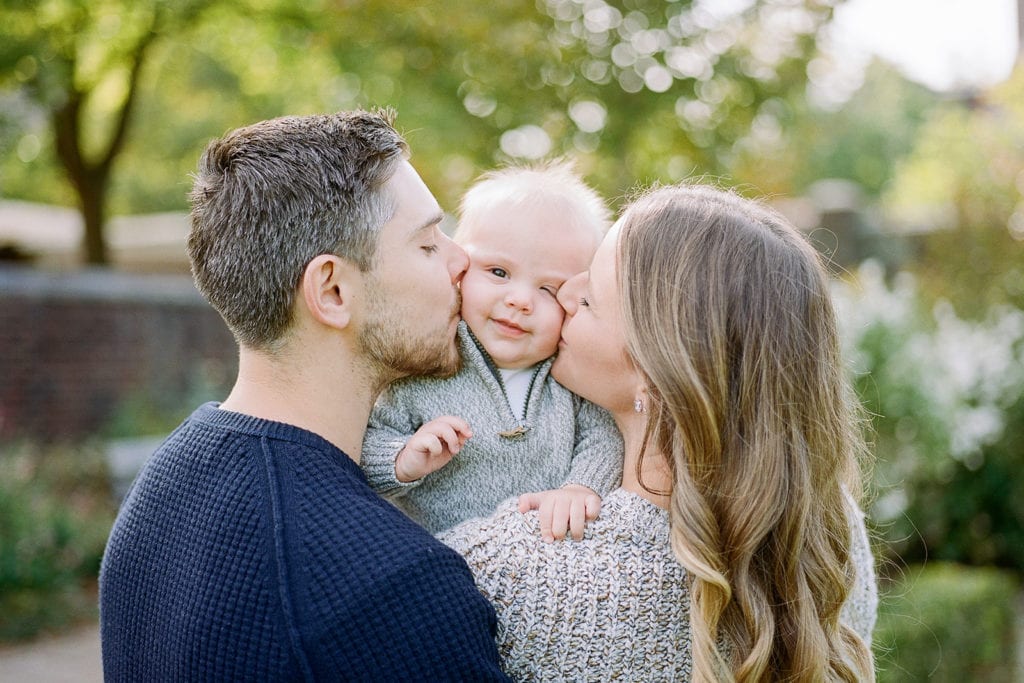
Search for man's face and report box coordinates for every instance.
[358,160,468,382]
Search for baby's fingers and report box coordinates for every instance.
[533,497,561,543]
[568,497,588,541]
[430,413,473,446]
[412,433,443,456]
[547,497,570,542]
[518,492,542,514]
[428,423,463,455]
[433,415,473,440]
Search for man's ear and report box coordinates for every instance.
[300,254,360,330]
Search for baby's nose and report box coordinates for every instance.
[504,288,533,312]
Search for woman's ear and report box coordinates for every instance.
[633,384,651,414]
[300,254,359,330]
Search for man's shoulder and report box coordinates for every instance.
[286,471,462,568]
[279,478,494,665]
[125,414,264,504]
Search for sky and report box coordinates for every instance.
[830,0,1019,93]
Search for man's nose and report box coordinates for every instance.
[442,234,469,285]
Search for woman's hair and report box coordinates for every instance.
[617,184,873,681]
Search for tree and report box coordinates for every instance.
[2,0,844,262]
[1,0,214,264]
[729,60,939,198]
[882,62,1024,314]
[835,61,1024,575]
[340,0,844,202]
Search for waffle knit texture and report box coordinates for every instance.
[99,402,508,682]
[440,488,879,681]
[361,321,624,533]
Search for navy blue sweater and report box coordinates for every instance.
[99,403,508,681]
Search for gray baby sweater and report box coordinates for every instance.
[441,488,878,681]
[362,321,624,533]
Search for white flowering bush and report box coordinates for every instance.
[833,260,1024,569]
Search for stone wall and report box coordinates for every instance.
[0,266,236,441]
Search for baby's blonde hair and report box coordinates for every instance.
[455,159,610,246]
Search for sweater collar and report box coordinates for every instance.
[188,402,355,465]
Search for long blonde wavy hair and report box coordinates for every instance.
[617,185,874,681]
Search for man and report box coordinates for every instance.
[99,110,509,681]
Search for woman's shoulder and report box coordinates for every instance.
[840,489,880,644]
[442,489,693,681]
[437,496,535,560]
[439,488,679,578]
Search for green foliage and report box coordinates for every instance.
[0,0,224,261]
[731,61,940,198]
[834,263,1024,573]
[0,114,73,205]
[874,563,1019,682]
[0,442,116,642]
[828,65,1024,576]
[102,360,232,439]
[1,0,841,254]
[0,364,228,642]
[883,65,1024,315]
[909,392,1024,570]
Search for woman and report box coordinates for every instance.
[440,184,878,681]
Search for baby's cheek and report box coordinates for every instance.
[536,302,567,352]
[458,273,492,319]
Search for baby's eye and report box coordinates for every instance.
[578,297,590,307]
[421,244,439,254]
[540,285,558,297]
[489,267,509,279]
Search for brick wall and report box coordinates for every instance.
[0,265,237,441]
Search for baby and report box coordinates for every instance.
[361,161,623,540]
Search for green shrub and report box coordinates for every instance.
[0,442,117,642]
[834,266,1024,573]
[874,562,1019,682]
[103,361,232,439]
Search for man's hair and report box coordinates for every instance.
[454,159,610,245]
[187,110,408,351]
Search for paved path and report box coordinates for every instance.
[0,624,102,683]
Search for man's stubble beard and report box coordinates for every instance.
[358,286,463,387]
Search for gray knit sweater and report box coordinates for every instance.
[362,322,624,534]
[440,488,878,681]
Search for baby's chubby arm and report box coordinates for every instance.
[517,484,601,543]
[395,416,473,483]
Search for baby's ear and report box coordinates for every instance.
[300,254,360,330]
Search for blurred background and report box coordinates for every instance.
[1,0,1022,679]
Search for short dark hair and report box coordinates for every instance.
[188,109,408,350]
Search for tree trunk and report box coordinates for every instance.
[49,22,160,266]
[52,94,111,265]
[80,174,108,265]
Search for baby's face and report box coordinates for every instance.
[459,204,599,370]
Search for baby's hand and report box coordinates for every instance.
[517,484,601,543]
[395,416,472,483]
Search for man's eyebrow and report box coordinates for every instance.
[410,211,445,238]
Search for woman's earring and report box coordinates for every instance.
[634,398,645,414]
